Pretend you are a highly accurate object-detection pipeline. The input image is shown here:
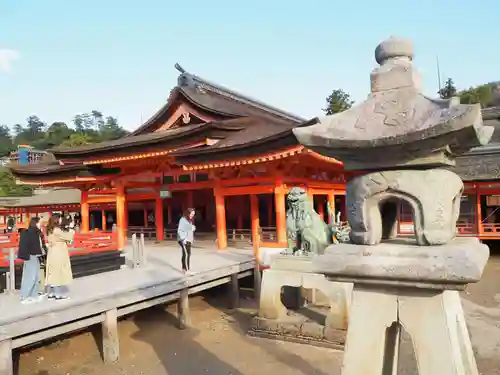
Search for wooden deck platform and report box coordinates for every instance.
[0,242,257,375]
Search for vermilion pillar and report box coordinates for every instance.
[116,184,126,249]
[81,190,90,233]
[155,197,164,241]
[476,186,482,235]
[328,192,335,224]
[214,186,227,249]
[101,210,107,231]
[274,180,287,245]
[250,195,260,260]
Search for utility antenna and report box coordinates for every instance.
[436,56,442,92]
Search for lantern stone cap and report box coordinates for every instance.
[293,37,494,171]
[311,237,489,290]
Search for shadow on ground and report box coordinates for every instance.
[201,284,331,375]
[130,303,246,375]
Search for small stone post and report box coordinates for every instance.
[139,233,146,266]
[131,233,137,268]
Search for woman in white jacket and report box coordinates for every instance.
[177,208,196,275]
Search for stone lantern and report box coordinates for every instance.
[293,37,493,375]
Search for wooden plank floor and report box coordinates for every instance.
[0,242,255,342]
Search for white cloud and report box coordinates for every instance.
[0,49,20,73]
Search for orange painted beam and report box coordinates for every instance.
[274,179,287,245]
[87,196,116,204]
[214,185,227,249]
[81,191,90,233]
[250,195,260,261]
[219,185,274,197]
[127,193,157,201]
[155,197,164,241]
[116,184,126,250]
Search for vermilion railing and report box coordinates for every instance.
[398,221,500,238]
[0,231,119,267]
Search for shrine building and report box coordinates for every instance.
[7,67,500,255]
[8,66,349,261]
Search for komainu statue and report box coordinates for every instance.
[285,187,350,255]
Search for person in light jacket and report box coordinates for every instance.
[18,217,47,304]
[177,208,196,275]
[45,213,75,300]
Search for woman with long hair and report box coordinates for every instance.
[45,213,75,300]
[177,208,196,275]
[18,217,47,304]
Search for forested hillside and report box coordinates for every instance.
[0,110,129,197]
[0,110,128,157]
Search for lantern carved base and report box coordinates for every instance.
[250,256,352,348]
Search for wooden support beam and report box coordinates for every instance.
[116,184,126,250]
[101,210,107,231]
[102,308,119,364]
[328,192,336,224]
[250,195,260,261]
[81,190,90,233]
[219,185,274,197]
[476,186,483,235]
[274,180,287,245]
[155,197,164,241]
[0,339,13,375]
[177,288,190,330]
[228,273,239,309]
[214,186,227,249]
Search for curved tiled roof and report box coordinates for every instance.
[130,64,304,135]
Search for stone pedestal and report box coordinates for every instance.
[312,237,489,375]
[250,255,352,348]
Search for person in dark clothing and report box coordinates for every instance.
[6,216,15,233]
[18,217,47,304]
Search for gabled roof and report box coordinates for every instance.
[0,188,80,209]
[130,64,304,135]
[48,120,246,159]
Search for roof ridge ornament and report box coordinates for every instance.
[174,64,304,122]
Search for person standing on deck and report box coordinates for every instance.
[177,208,196,275]
[45,213,75,300]
[18,217,47,304]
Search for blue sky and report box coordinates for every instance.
[0,0,498,131]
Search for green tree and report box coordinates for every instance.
[438,78,457,99]
[59,132,94,148]
[73,115,85,132]
[91,110,105,130]
[458,82,500,108]
[323,89,354,115]
[0,125,14,157]
[98,116,128,141]
[42,122,74,148]
[0,168,34,197]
